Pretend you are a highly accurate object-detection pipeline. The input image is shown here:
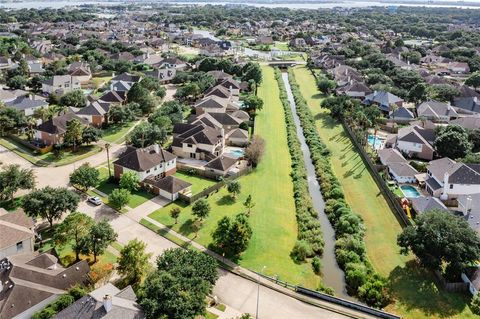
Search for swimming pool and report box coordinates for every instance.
[400,185,421,198]
[226,149,245,158]
[367,135,385,150]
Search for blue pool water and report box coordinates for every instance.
[367,135,384,150]
[227,149,245,158]
[400,185,421,198]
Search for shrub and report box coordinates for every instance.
[345,262,368,291]
[312,256,322,274]
[291,240,313,262]
[471,294,480,315]
[358,275,390,308]
[317,283,335,296]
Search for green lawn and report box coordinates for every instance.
[101,121,137,144]
[292,66,475,319]
[94,167,155,209]
[0,137,102,167]
[274,41,290,51]
[148,66,319,288]
[174,171,217,195]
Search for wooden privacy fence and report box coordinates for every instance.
[341,121,411,228]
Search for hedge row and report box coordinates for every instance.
[287,69,390,308]
[274,68,325,261]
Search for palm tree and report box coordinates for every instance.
[105,143,112,178]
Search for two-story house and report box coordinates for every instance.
[0,208,35,259]
[425,157,480,200]
[113,144,177,182]
[41,75,81,95]
[35,112,89,145]
[393,125,436,160]
[171,123,224,161]
[110,73,142,92]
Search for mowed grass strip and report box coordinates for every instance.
[292,66,475,319]
[149,66,319,288]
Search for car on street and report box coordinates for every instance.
[87,196,102,206]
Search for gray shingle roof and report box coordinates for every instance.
[114,145,176,172]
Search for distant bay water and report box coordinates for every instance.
[1,0,480,9]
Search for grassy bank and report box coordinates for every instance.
[148,66,319,288]
[291,65,475,318]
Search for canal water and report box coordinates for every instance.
[281,72,349,299]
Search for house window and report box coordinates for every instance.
[449,184,453,189]
[187,144,193,148]
[190,153,195,159]
[16,241,23,251]
[146,169,150,173]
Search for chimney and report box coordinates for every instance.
[464,196,472,217]
[103,295,113,313]
[154,144,160,153]
[440,172,449,201]
[0,281,3,291]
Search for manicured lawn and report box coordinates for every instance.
[149,66,319,288]
[174,171,217,195]
[101,121,137,144]
[95,167,155,209]
[0,137,102,167]
[274,41,290,51]
[292,66,475,318]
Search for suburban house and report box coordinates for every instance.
[416,100,458,122]
[0,208,35,259]
[54,283,145,319]
[387,162,419,183]
[35,112,89,145]
[335,81,372,99]
[204,155,239,177]
[425,157,480,199]
[113,144,177,182]
[410,196,448,215]
[5,95,48,116]
[154,57,188,70]
[364,91,404,113]
[194,96,239,115]
[41,75,81,95]
[454,96,480,115]
[98,90,127,105]
[0,252,90,319]
[389,106,415,123]
[377,148,408,166]
[144,68,176,83]
[447,62,470,74]
[450,116,480,130]
[393,125,436,160]
[75,100,110,127]
[110,73,142,92]
[172,123,224,161]
[142,175,192,201]
[68,62,92,83]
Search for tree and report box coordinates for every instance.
[465,72,480,89]
[245,135,265,167]
[119,171,139,192]
[6,75,28,89]
[53,212,94,261]
[212,213,252,256]
[428,84,460,102]
[398,210,480,278]
[69,163,99,191]
[192,198,210,221]
[127,82,150,104]
[79,219,117,263]
[468,129,480,152]
[60,90,87,108]
[105,143,112,178]
[471,294,480,315]
[242,62,262,85]
[82,126,101,145]
[117,239,152,287]
[227,180,241,200]
[0,164,35,201]
[243,94,264,113]
[22,187,80,227]
[170,207,181,224]
[0,106,26,136]
[64,119,84,151]
[408,82,428,103]
[108,104,136,124]
[243,194,255,215]
[139,248,218,319]
[108,188,131,210]
[127,122,167,148]
[316,78,336,94]
[141,76,162,92]
[434,125,472,159]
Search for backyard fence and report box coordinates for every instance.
[8,134,52,154]
[434,270,469,293]
[178,167,252,204]
[341,121,411,227]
